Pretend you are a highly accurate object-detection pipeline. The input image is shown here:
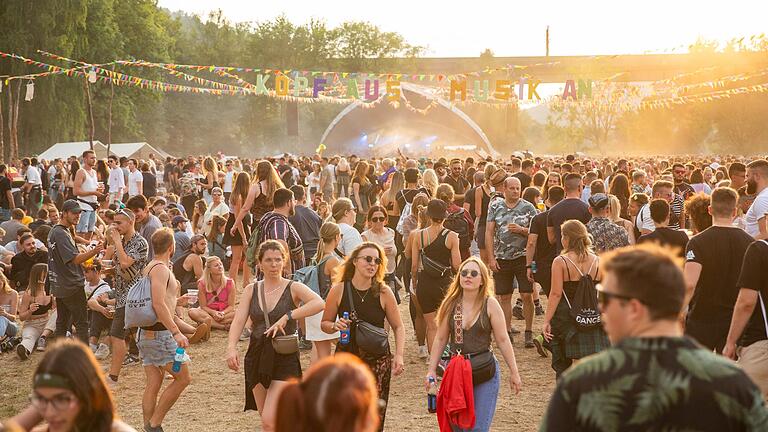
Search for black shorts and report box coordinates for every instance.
[685,318,729,353]
[493,257,532,295]
[416,271,450,314]
[89,310,113,339]
[110,307,127,339]
[534,264,553,297]
[475,223,487,249]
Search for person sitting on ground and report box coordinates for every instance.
[540,244,768,431]
[0,271,20,351]
[172,234,207,298]
[16,263,56,360]
[1,208,27,245]
[274,353,381,432]
[28,208,51,233]
[83,260,114,360]
[9,233,48,292]
[5,227,46,255]
[189,256,235,330]
[2,339,136,431]
[171,215,191,263]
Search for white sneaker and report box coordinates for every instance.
[95,343,110,360]
[418,345,429,359]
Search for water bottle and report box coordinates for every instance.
[427,376,438,413]
[172,347,185,373]
[339,312,351,345]
[531,261,538,274]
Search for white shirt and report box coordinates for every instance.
[223,170,235,193]
[85,278,111,300]
[337,223,363,257]
[128,170,143,197]
[636,204,656,233]
[108,167,125,197]
[745,187,768,237]
[25,166,42,185]
[203,201,230,236]
[307,172,321,190]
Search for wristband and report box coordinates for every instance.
[287,309,293,321]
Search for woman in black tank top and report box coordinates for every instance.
[427,257,522,430]
[225,241,324,430]
[410,199,462,354]
[321,242,406,431]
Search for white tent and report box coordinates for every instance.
[107,142,172,160]
[37,141,107,161]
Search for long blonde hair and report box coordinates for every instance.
[411,193,431,228]
[560,219,593,259]
[382,171,404,205]
[202,256,227,293]
[255,160,285,207]
[607,194,622,223]
[28,263,48,297]
[422,169,438,197]
[436,257,494,327]
[314,221,341,263]
[202,156,219,184]
[335,242,387,297]
[0,271,12,294]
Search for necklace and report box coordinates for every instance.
[355,288,370,303]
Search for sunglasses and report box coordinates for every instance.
[596,284,637,308]
[460,269,480,278]
[358,255,382,265]
[370,216,386,223]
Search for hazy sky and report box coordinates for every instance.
[158,0,767,57]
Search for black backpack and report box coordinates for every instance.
[444,208,471,251]
[561,256,601,331]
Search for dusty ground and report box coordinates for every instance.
[0,286,555,431]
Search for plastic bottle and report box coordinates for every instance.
[172,347,185,373]
[427,376,438,413]
[531,261,538,274]
[339,312,350,345]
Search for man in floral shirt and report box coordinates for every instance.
[586,193,629,254]
[540,244,768,432]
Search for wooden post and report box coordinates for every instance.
[107,70,114,157]
[84,76,95,151]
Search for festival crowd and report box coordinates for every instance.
[0,149,767,432]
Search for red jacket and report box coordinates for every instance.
[437,355,475,431]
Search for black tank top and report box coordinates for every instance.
[32,295,53,316]
[423,228,452,267]
[338,280,386,328]
[249,281,298,337]
[450,298,491,354]
[172,252,199,295]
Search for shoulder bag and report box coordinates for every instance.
[453,299,496,384]
[259,281,299,355]
[419,229,452,278]
[345,281,390,357]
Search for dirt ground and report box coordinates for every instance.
[0,286,555,431]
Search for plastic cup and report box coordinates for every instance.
[187,289,199,305]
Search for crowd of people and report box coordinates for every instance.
[0,149,767,431]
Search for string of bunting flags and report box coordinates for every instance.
[1,50,767,111]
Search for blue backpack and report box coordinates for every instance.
[292,255,332,298]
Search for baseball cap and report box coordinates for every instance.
[172,215,189,226]
[426,199,448,220]
[61,200,83,213]
[588,193,610,210]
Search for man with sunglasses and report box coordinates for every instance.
[541,244,768,431]
[443,158,470,206]
[672,162,695,202]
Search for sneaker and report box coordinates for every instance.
[535,302,545,316]
[239,327,252,341]
[189,323,208,345]
[36,336,47,352]
[524,330,534,348]
[144,424,164,432]
[532,334,548,358]
[95,343,110,360]
[122,354,140,367]
[417,345,428,359]
[512,300,524,320]
[16,344,29,360]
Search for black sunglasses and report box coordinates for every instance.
[358,256,382,265]
[370,216,386,223]
[460,269,480,278]
[596,284,637,308]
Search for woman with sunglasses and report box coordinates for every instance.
[3,339,135,431]
[427,257,523,430]
[226,240,324,432]
[362,206,399,303]
[321,242,405,431]
[542,220,609,378]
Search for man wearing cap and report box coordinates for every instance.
[171,215,191,263]
[47,200,104,345]
[102,206,149,383]
[486,176,538,347]
[541,244,768,431]
[586,193,629,254]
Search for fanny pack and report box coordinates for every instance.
[453,300,496,384]
[258,281,299,355]
[76,198,99,211]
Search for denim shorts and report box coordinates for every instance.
[137,329,188,367]
[76,208,97,232]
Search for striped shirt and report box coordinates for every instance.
[255,211,304,280]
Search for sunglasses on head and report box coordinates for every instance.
[358,255,382,265]
[370,216,386,223]
[460,269,480,278]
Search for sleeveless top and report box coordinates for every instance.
[362,228,396,274]
[172,251,199,295]
[317,255,333,299]
[77,168,99,204]
[449,298,491,354]
[250,182,272,223]
[337,280,387,354]
[423,228,452,268]
[31,295,54,316]
[560,255,599,299]
[249,281,298,337]
[201,277,233,311]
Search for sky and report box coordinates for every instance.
[157,0,767,57]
